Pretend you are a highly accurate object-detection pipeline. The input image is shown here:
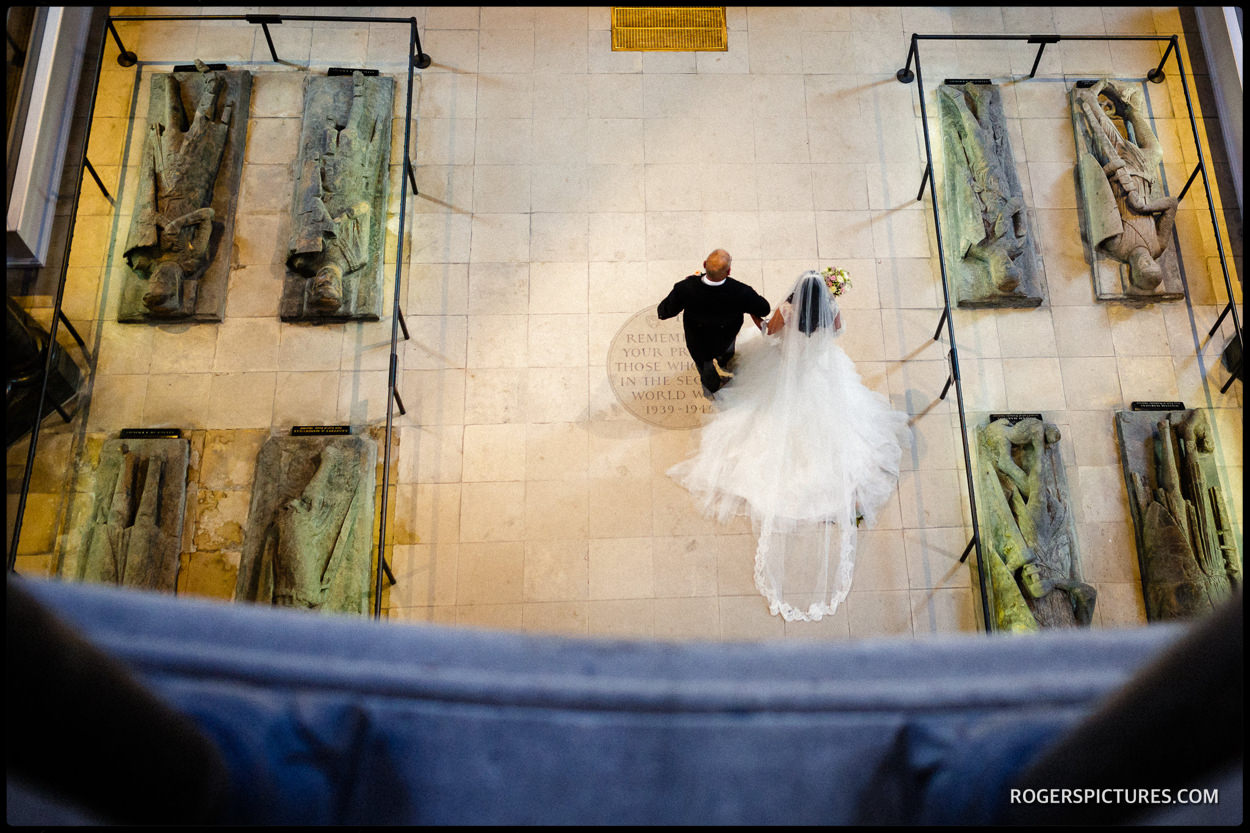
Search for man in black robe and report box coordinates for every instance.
[657,249,771,398]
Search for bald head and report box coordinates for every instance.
[704,249,732,281]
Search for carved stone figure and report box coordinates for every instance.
[1116,409,1241,621]
[939,83,1045,308]
[282,72,394,321]
[1071,79,1182,302]
[121,61,251,322]
[236,434,377,613]
[976,417,1095,632]
[74,438,190,592]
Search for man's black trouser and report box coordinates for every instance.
[694,343,735,397]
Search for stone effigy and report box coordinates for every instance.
[236,434,377,613]
[282,71,394,321]
[1115,408,1241,621]
[74,438,190,591]
[1070,79,1182,302]
[938,83,1045,308]
[121,61,251,322]
[975,417,1095,632]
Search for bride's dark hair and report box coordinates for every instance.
[785,272,833,335]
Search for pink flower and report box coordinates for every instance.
[821,266,852,297]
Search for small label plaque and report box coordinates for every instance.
[120,428,183,439]
[328,67,380,76]
[290,425,353,436]
[173,63,228,72]
[989,413,1044,424]
[1131,401,1185,412]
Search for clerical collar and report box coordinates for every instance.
[701,274,726,286]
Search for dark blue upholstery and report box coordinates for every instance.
[8,577,1238,825]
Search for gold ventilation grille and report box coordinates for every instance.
[611,7,728,52]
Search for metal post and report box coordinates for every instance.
[405,158,419,196]
[1172,30,1242,377]
[259,22,279,62]
[939,350,956,400]
[933,307,948,342]
[896,33,917,84]
[106,18,137,66]
[1219,363,1240,394]
[48,390,73,424]
[916,161,931,201]
[958,537,976,564]
[388,352,405,418]
[1175,163,1203,203]
[410,16,431,68]
[909,40,993,633]
[373,17,421,618]
[82,157,114,205]
[1208,302,1233,337]
[244,15,284,61]
[1026,35,1060,79]
[1147,35,1176,83]
[57,311,90,357]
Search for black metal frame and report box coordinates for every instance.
[897,33,1243,633]
[6,13,433,622]
[7,10,107,576]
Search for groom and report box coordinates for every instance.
[657,249,771,398]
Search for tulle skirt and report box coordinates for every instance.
[668,329,910,621]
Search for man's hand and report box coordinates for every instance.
[766,311,785,335]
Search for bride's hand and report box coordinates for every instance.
[766,310,785,335]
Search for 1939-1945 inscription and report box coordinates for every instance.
[607,308,716,429]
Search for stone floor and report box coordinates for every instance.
[7,6,1242,641]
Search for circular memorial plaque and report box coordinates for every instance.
[606,308,716,429]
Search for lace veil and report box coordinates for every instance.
[781,269,841,337]
[670,270,907,623]
[751,271,859,621]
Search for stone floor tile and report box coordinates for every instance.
[719,595,786,641]
[523,539,589,602]
[588,599,655,639]
[846,590,914,638]
[911,587,980,636]
[589,537,654,600]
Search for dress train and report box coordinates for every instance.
[669,314,910,622]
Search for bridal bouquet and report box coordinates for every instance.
[821,266,852,297]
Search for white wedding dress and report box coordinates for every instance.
[668,271,911,622]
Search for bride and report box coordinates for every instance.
[668,270,911,622]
